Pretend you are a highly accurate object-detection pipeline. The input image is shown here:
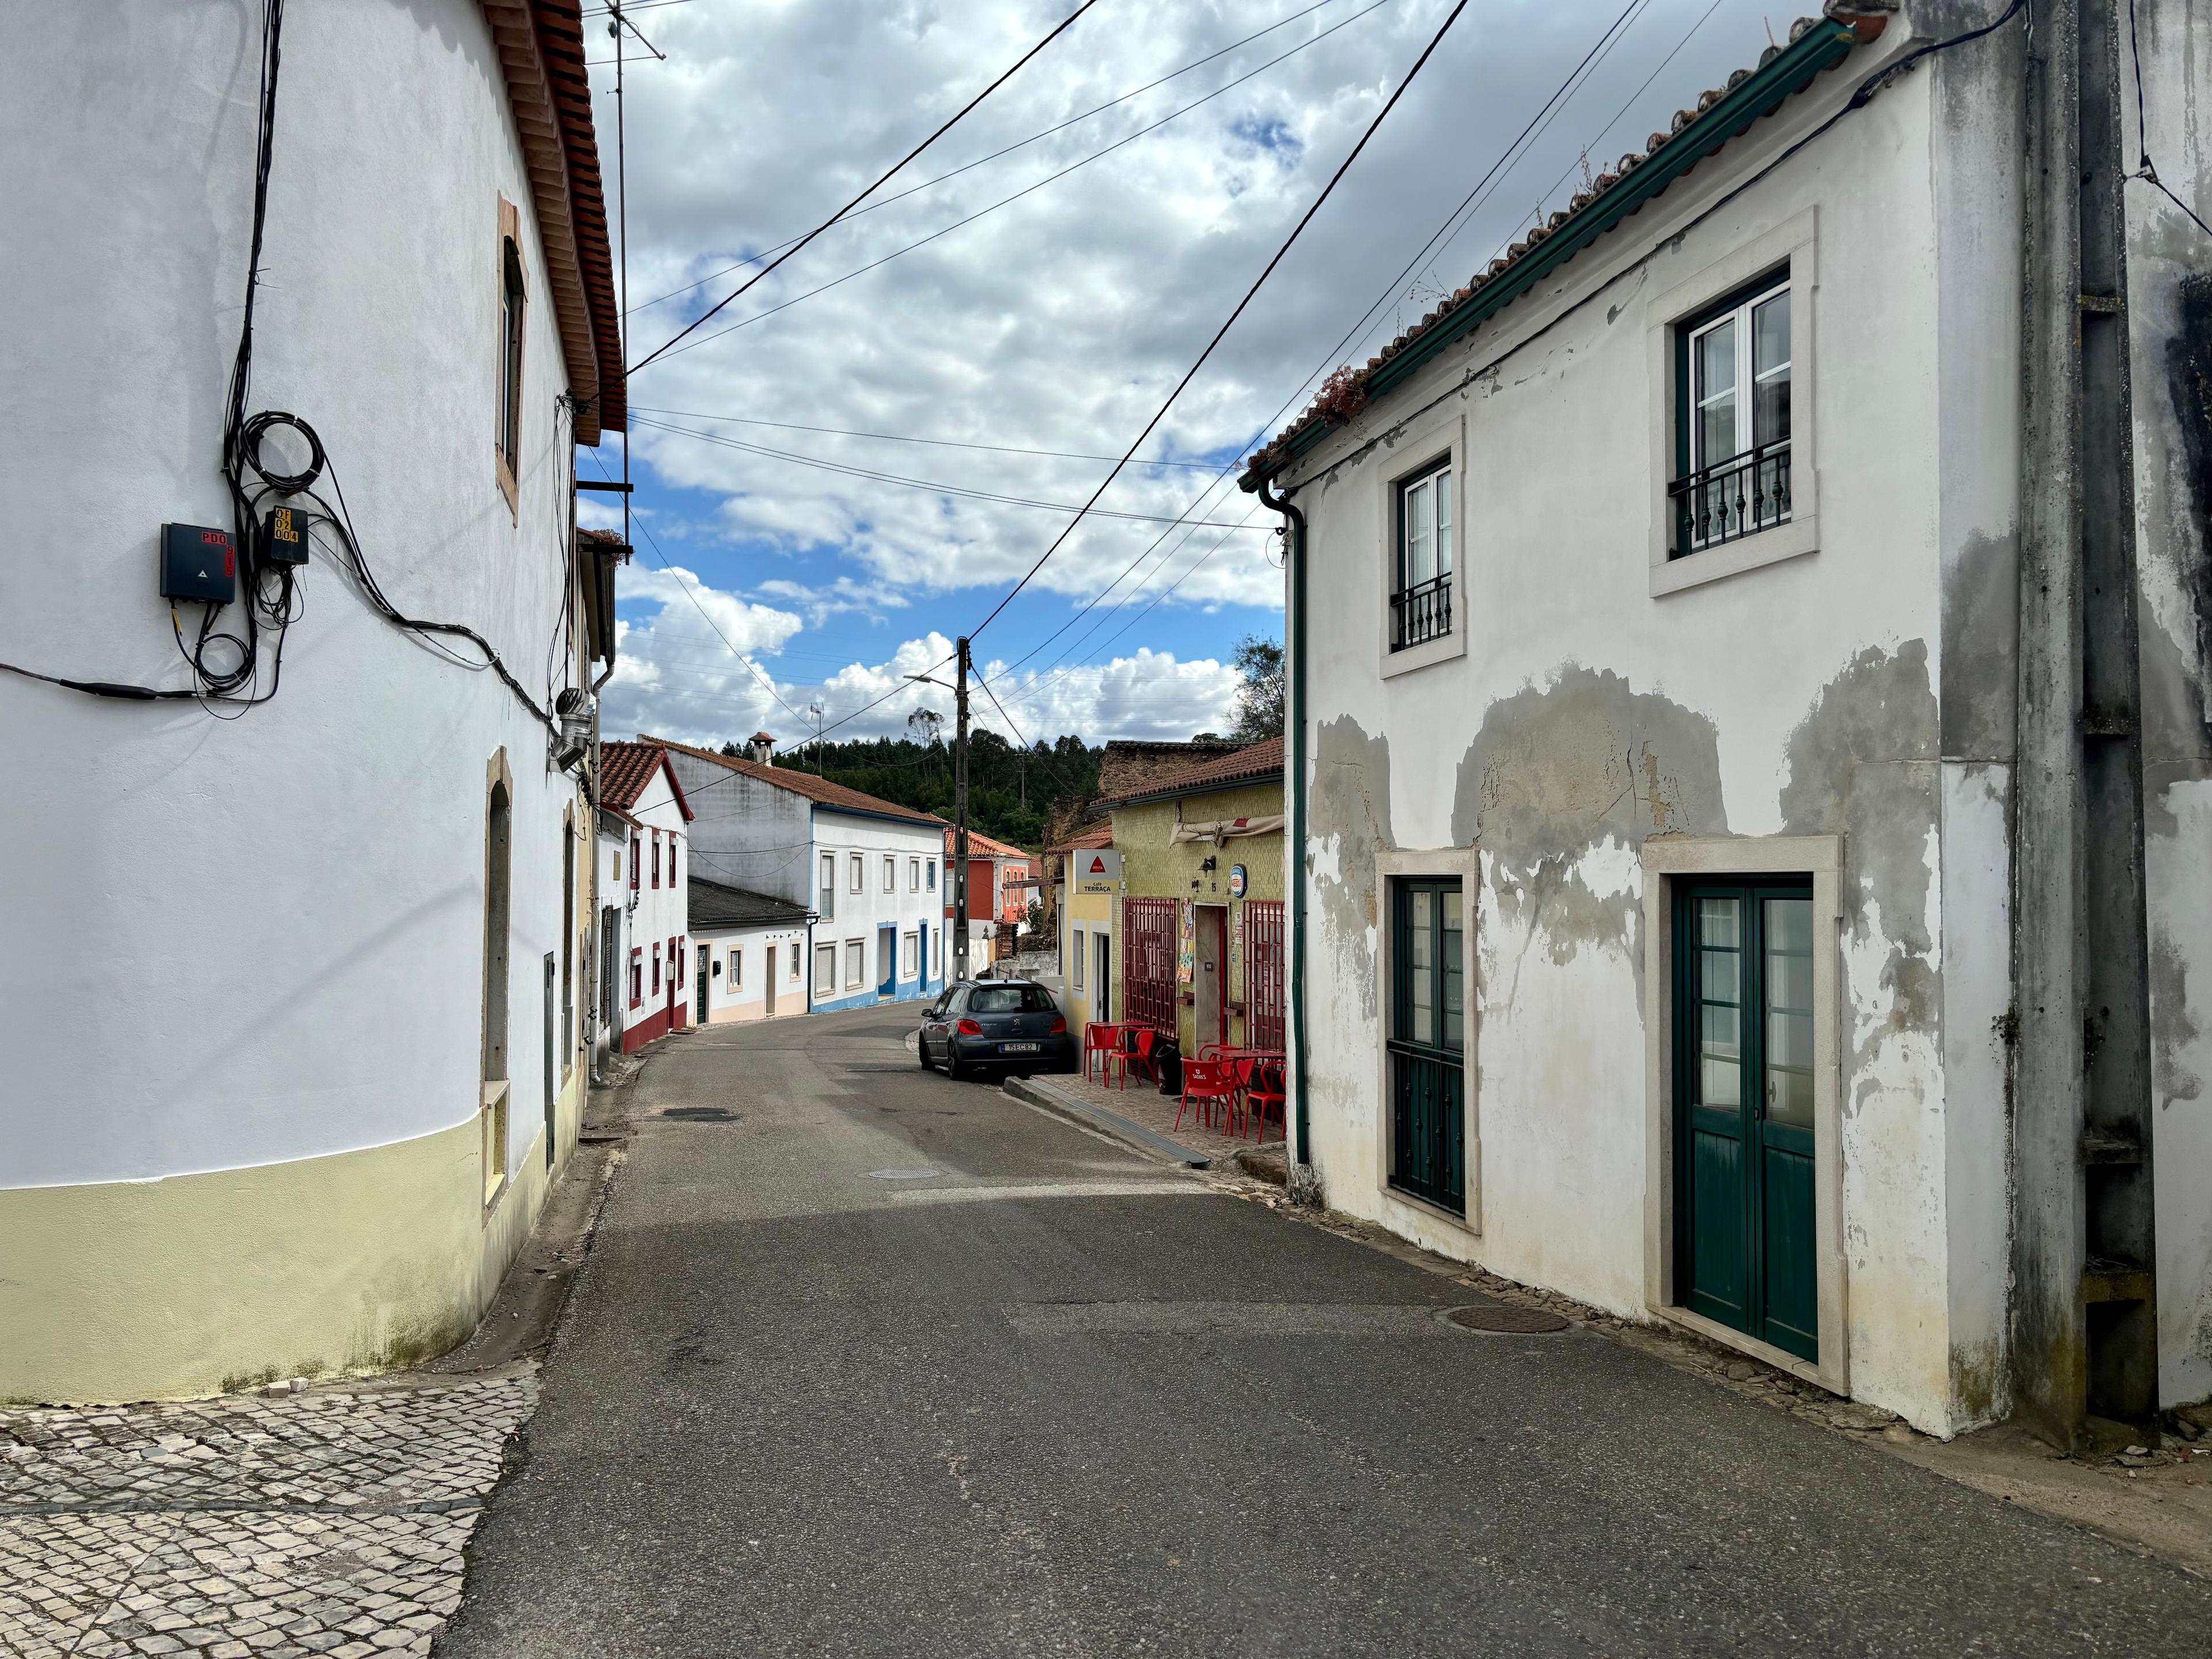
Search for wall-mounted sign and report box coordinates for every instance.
[1072,847,1122,895]
[1177,899,1195,986]
[1229,863,1247,898]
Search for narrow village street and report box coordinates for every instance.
[434,1011,2212,1657]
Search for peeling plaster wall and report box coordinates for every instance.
[2123,0,2212,1404]
[1282,36,2016,1431]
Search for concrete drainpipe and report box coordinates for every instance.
[1256,473,1309,1180]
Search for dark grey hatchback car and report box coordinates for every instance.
[918,980,1077,1078]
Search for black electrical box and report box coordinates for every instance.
[160,523,236,604]
[259,503,308,567]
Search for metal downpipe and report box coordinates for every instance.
[1257,474,1309,1171]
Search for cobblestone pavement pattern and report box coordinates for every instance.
[0,1370,534,1658]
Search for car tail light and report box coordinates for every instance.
[1049,1016,1067,1034]
[957,1018,983,1035]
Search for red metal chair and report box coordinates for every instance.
[1082,1022,1120,1086]
[1120,1027,1158,1089]
[1242,1057,1286,1142]
[1177,1058,1242,1136]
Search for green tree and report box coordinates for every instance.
[1230,634,1285,744]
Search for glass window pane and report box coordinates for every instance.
[1410,890,1434,1047]
[1752,292,1790,448]
[1441,888,1464,1051]
[1764,896,1816,1128]
[1435,470,1453,578]
[1696,897,1741,1108]
[1404,479,1433,587]
[1695,319,1737,466]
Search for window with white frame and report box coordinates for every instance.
[849,853,863,894]
[819,852,836,920]
[1673,271,1790,556]
[844,938,865,988]
[789,942,800,980]
[927,859,937,891]
[729,947,743,987]
[902,930,918,978]
[884,854,896,893]
[1391,460,1452,651]
[910,856,922,892]
[1072,929,1085,989]
[813,943,836,995]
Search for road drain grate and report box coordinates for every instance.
[661,1107,739,1122]
[1445,1302,1570,1334]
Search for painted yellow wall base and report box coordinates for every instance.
[0,1067,581,1405]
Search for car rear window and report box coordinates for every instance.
[969,984,1055,1013]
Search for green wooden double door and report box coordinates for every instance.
[1675,881,1818,1362]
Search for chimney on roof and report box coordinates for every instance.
[748,731,776,765]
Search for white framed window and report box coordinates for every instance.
[813,943,836,996]
[1072,929,1085,989]
[849,853,863,894]
[884,854,896,893]
[819,852,836,920]
[844,938,865,988]
[902,930,918,978]
[910,857,922,892]
[927,859,937,891]
[1675,274,1791,556]
[729,948,742,987]
[1390,460,1452,652]
[789,942,800,980]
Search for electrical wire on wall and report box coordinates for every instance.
[1,0,563,732]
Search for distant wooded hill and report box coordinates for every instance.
[724,731,1100,850]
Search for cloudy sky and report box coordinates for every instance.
[579,0,1793,750]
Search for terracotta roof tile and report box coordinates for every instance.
[948,828,1031,860]
[600,741,694,819]
[650,736,945,827]
[1108,736,1283,804]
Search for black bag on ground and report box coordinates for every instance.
[1151,1037,1182,1094]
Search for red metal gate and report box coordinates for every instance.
[1246,899,1285,1052]
[1123,897,1180,1039]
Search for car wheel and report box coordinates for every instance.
[918,1035,934,1071]
[945,1043,967,1082]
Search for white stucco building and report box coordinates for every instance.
[1243,1,2209,1442]
[655,736,948,1013]
[0,0,624,1402]
[688,877,812,1024]
[596,744,694,1054]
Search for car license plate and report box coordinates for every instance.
[1000,1041,1040,1054]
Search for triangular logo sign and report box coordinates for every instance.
[1088,855,1106,873]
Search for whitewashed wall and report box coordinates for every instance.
[813,810,948,1009]
[699,923,809,1021]
[0,0,585,1193]
[1281,23,2026,1433]
[2122,0,2212,1406]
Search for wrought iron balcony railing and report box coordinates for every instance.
[1389,573,1452,651]
[1670,437,1791,555]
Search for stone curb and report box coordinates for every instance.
[1002,1075,1210,1169]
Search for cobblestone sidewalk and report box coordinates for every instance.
[0,1368,535,1658]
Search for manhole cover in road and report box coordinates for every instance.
[1445,1302,1570,1334]
[661,1106,739,1122]
[868,1168,940,1180]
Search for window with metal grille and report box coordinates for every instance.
[1672,270,1790,556]
[1389,878,1464,1214]
[1245,900,1286,1052]
[1391,460,1453,650]
[1122,897,1180,1039]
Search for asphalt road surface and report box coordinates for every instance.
[440,1003,2212,1657]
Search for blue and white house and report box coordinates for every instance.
[655,734,946,1014]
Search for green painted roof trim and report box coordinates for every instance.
[1266,17,1858,474]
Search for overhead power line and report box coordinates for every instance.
[985,0,1664,700]
[627,0,1362,319]
[628,0,1101,374]
[960,0,1478,650]
[635,0,1400,369]
[624,405,1225,469]
[630,415,1270,528]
